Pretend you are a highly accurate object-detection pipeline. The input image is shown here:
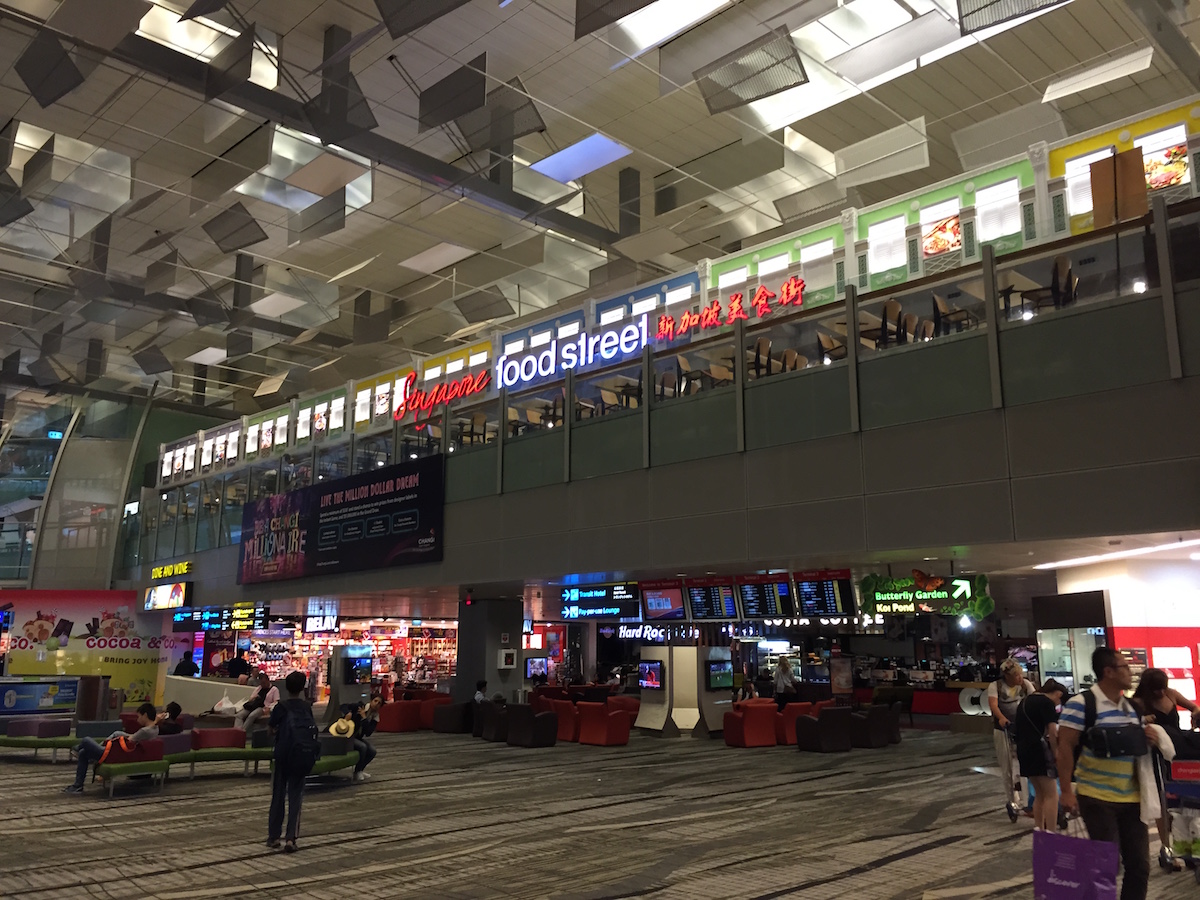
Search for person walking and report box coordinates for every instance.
[1014,679,1068,831]
[1058,647,1170,900]
[773,657,798,711]
[267,672,320,853]
[987,658,1036,817]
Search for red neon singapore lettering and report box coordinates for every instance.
[393,370,491,423]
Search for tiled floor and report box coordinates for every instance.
[1,728,1197,899]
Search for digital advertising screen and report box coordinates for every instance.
[705,660,734,691]
[144,581,191,611]
[638,660,664,690]
[639,581,687,621]
[525,657,548,679]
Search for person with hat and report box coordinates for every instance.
[1014,678,1069,831]
[332,696,381,782]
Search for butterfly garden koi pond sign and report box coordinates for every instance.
[858,571,995,620]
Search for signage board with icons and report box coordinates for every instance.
[556,583,640,620]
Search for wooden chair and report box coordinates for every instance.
[752,336,773,379]
[917,319,935,341]
[1023,255,1078,310]
[782,348,803,372]
[676,355,697,394]
[708,364,734,387]
[818,333,846,363]
[599,389,621,414]
[507,406,522,437]
[657,370,678,401]
[525,407,543,429]
[932,294,975,335]
[901,313,918,343]
[881,299,903,346]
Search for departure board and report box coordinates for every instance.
[737,579,796,618]
[173,603,269,632]
[794,571,854,617]
[685,581,737,619]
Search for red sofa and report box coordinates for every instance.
[577,702,630,746]
[549,699,579,742]
[775,702,813,745]
[419,695,454,729]
[378,700,422,733]
[191,728,246,750]
[723,700,777,747]
[606,696,640,728]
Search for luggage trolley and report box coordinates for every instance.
[1164,759,1200,881]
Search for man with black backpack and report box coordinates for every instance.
[1057,647,1167,900]
[267,671,321,852]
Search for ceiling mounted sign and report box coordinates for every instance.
[858,571,994,620]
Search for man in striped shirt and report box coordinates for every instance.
[1057,647,1159,900]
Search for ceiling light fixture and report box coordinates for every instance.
[1041,47,1154,103]
[328,256,378,283]
[1033,538,1200,570]
[608,0,731,65]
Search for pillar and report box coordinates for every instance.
[454,598,524,703]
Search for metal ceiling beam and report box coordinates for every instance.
[0,371,240,418]
[103,31,620,249]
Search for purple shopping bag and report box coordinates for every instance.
[1033,829,1119,900]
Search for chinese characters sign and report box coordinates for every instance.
[656,276,805,341]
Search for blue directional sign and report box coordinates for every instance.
[556,583,640,621]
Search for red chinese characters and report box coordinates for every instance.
[698,300,722,329]
[393,369,491,424]
[778,275,805,308]
[676,309,701,337]
[657,314,676,341]
[750,285,775,318]
[725,294,748,323]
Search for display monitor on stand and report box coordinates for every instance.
[324,644,372,727]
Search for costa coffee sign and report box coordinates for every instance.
[393,369,491,424]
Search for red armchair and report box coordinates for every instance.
[606,696,640,728]
[550,699,579,742]
[775,702,813,745]
[723,700,777,747]
[577,701,630,746]
[419,695,454,729]
[378,700,422,733]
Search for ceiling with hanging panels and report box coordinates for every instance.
[0,0,1189,415]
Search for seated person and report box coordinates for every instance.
[157,702,185,735]
[64,702,159,795]
[473,680,488,703]
[235,672,279,730]
[345,696,382,783]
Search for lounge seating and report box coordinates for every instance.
[419,695,454,730]
[775,702,813,746]
[796,706,852,753]
[887,701,903,744]
[472,701,489,738]
[850,705,892,749]
[190,728,246,750]
[75,720,124,740]
[577,702,630,746]
[377,700,422,733]
[432,702,474,734]
[723,700,777,748]
[5,717,70,738]
[479,703,509,743]
[94,738,168,798]
[607,696,640,729]
[550,700,579,743]
[506,704,558,748]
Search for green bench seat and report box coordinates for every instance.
[0,735,78,761]
[269,751,359,778]
[165,747,275,779]
[93,760,170,798]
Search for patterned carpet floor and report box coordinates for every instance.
[1,728,1196,899]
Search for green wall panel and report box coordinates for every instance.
[571,411,642,479]
[445,445,497,501]
[650,390,737,466]
[1000,298,1170,406]
[744,367,851,449]
[503,430,564,492]
[858,334,991,429]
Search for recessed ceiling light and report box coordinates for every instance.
[185,347,227,365]
[1042,48,1154,104]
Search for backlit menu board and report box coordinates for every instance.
[639,580,687,621]
[172,603,269,632]
[736,575,796,618]
[794,570,855,617]
[685,578,737,620]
